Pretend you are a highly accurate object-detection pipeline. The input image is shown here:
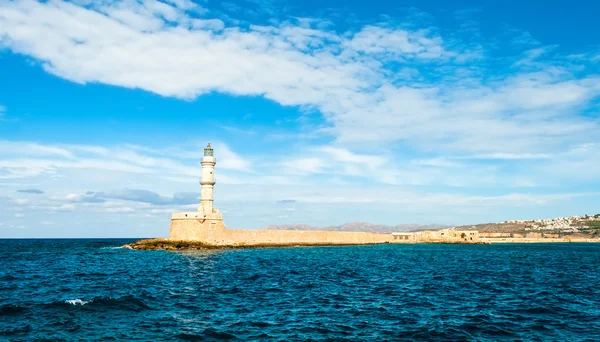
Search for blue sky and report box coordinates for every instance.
[1,0,599,237]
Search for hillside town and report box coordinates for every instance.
[507,214,600,232]
[387,214,600,244]
[449,214,600,240]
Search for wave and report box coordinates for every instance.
[65,299,89,306]
[0,275,17,281]
[0,304,28,316]
[175,328,238,340]
[0,295,151,318]
[45,296,151,311]
[100,247,124,250]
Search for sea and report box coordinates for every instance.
[1,240,600,341]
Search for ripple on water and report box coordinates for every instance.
[1,240,600,340]
[0,304,28,316]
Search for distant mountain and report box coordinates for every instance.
[264,222,450,233]
[263,214,600,235]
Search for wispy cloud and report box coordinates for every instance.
[455,153,552,160]
[212,143,252,171]
[75,189,200,206]
[2,0,597,158]
[0,140,74,159]
[17,189,44,194]
[0,140,252,183]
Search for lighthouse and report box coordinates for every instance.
[199,143,217,215]
[169,143,222,240]
[167,142,393,245]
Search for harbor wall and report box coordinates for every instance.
[168,216,600,247]
[169,216,394,246]
[481,237,600,243]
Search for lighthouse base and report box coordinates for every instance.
[169,212,224,242]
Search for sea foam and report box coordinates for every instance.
[65,299,88,306]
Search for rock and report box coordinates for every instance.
[126,238,220,251]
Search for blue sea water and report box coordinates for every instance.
[1,240,600,341]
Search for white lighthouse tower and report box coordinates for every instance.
[169,143,222,240]
[199,143,217,215]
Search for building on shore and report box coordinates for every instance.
[414,229,480,242]
[392,232,416,241]
[479,232,511,238]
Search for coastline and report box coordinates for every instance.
[481,237,600,244]
[128,145,600,252]
[124,238,400,251]
[124,237,600,251]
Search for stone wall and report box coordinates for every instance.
[169,216,394,247]
[169,217,600,246]
[480,237,600,243]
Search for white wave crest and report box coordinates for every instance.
[65,299,88,306]
[100,247,123,250]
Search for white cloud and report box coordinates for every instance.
[0,139,598,235]
[2,0,597,158]
[58,203,75,211]
[318,147,386,168]
[65,193,80,201]
[344,26,447,59]
[0,140,74,159]
[412,158,462,167]
[456,153,551,160]
[212,143,252,171]
[105,206,135,213]
[282,157,326,175]
[279,146,390,179]
[12,198,29,205]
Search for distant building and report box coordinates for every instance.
[480,232,511,238]
[395,229,479,243]
[542,233,560,238]
[391,232,415,241]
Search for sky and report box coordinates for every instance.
[0,0,599,237]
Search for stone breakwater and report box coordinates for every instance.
[125,215,600,251]
[125,238,396,251]
[125,215,486,250]
[125,216,398,250]
[171,215,395,247]
[480,237,600,243]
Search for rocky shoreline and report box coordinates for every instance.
[123,239,224,251]
[123,238,394,251]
